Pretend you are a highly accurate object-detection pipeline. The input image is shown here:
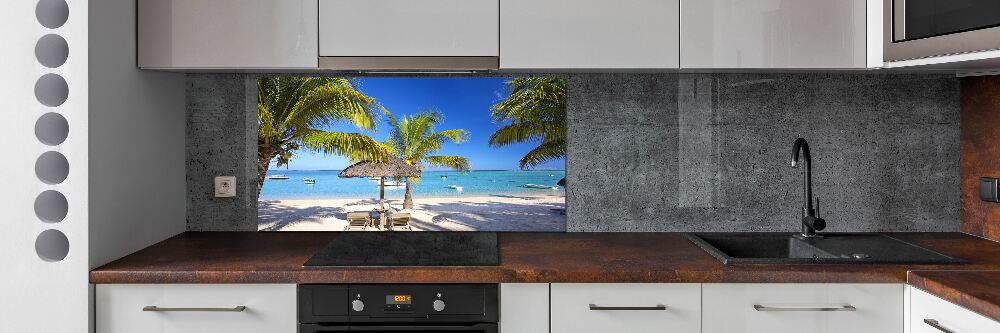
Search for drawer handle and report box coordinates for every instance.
[923,319,955,333]
[143,306,247,312]
[753,304,856,312]
[589,304,667,311]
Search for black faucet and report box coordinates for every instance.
[791,138,826,237]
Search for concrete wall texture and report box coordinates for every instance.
[186,73,961,232]
[186,74,258,231]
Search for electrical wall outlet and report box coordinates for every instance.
[980,177,999,202]
[215,176,236,198]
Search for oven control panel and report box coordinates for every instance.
[298,284,498,323]
[384,294,414,311]
[299,284,496,323]
[299,284,499,332]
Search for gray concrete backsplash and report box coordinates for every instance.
[186,73,960,232]
[186,74,258,231]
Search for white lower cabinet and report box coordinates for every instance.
[96,284,297,333]
[702,284,904,333]
[550,283,701,333]
[501,283,549,333]
[910,287,1000,333]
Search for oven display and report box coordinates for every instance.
[386,295,412,304]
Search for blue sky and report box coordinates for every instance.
[270,77,566,171]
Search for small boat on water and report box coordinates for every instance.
[441,176,447,179]
[268,175,289,180]
[382,180,405,186]
[303,178,316,185]
[523,183,558,190]
[447,185,463,191]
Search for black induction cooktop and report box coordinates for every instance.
[303,232,500,267]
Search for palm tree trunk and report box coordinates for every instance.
[403,179,414,209]
[257,144,279,196]
[379,177,385,211]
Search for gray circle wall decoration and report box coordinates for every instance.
[35,151,70,185]
[35,112,69,145]
[35,34,69,68]
[35,229,70,262]
[36,0,70,29]
[34,190,69,223]
[34,73,69,107]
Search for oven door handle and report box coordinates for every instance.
[347,323,498,332]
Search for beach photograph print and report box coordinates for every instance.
[256,77,567,231]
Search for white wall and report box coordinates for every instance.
[88,0,186,270]
[0,0,90,331]
[0,0,185,331]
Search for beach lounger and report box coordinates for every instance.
[345,212,370,231]
[388,213,412,231]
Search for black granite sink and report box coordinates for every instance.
[686,233,965,265]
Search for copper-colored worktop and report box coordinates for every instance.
[908,270,1000,322]
[90,232,1000,285]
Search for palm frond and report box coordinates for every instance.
[284,79,378,133]
[426,155,471,172]
[519,139,566,169]
[382,109,471,174]
[436,128,469,144]
[489,77,567,170]
[300,131,393,164]
[488,122,564,147]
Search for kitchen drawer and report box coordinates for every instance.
[96,284,296,333]
[703,283,903,333]
[550,283,700,333]
[910,287,1000,333]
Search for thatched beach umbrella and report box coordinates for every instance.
[339,157,420,211]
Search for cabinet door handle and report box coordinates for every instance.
[143,306,247,312]
[923,319,955,333]
[589,304,667,311]
[753,304,856,312]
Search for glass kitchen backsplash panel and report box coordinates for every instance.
[256,77,566,232]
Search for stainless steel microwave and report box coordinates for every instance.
[884,0,1000,62]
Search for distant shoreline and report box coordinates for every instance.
[260,192,565,201]
[275,169,567,172]
[258,194,566,231]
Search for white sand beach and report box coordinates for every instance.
[258,194,566,231]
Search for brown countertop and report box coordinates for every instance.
[908,270,1000,322]
[91,232,1000,285]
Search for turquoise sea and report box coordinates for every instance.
[259,170,566,200]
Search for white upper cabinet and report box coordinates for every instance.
[138,0,318,69]
[681,0,878,69]
[500,0,681,69]
[319,0,499,57]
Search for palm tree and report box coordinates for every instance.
[488,77,567,169]
[257,77,390,195]
[383,110,470,209]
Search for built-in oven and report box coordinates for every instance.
[299,284,499,333]
[884,0,1000,61]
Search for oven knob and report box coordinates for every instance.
[351,299,365,312]
[432,299,446,312]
